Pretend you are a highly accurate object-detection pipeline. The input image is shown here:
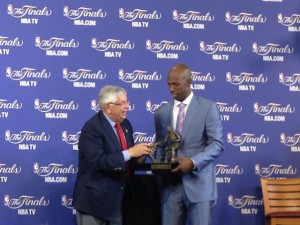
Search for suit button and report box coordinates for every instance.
[120,187,124,190]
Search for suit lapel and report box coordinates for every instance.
[180,96,199,139]
[167,101,174,128]
[99,111,123,152]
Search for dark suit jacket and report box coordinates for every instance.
[73,111,134,220]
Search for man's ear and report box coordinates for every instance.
[104,104,111,114]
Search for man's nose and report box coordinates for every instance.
[169,85,174,92]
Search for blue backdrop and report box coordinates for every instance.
[0,1,299,225]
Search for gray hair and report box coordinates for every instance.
[98,85,127,109]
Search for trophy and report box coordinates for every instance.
[136,127,181,172]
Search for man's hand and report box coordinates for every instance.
[171,157,194,174]
[128,143,152,158]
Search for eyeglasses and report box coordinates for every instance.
[107,101,129,107]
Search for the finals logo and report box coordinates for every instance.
[227,132,269,152]
[215,164,244,184]
[146,100,168,114]
[225,11,266,31]
[35,36,79,57]
[6,66,51,87]
[63,6,107,26]
[0,36,23,55]
[190,71,216,90]
[91,100,100,112]
[34,98,79,119]
[119,8,161,28]
[33,162,78,183]
[216,102,242,122]
[172,9,215,30]
[62,67,106,88]
[62,130,81,151]
[5,130,50,151]
[0,163,22,183]
[0,98,22,119]
[7,4,52,24]
[91,38,135,58]
[279,72,300,92]
[4,195,50,215]
[199,41,241,61]
[280,132,300,152]
[226,71,268,91]
[61,195,75,214]
[118,68,162,89]
[146,39,188,59]
[228,194,263,215]
[278,13,300,32]
[90,99,134,113]
[252,42,293,62]
[253,102,296,122]
[255,163,297,178]
[133,131,156,143]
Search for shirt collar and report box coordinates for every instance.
[103,112,116,128]
[174,91,193,107]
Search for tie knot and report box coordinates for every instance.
[178,103,185,109]
[115,123,121,128]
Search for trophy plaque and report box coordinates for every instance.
[135,127,180,172]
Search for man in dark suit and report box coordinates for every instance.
[154,64,224,225]
[73,85,152,225]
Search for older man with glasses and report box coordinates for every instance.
[73,85,152,225]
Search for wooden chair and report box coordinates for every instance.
[260,177,300,225]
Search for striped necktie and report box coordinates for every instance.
[176,103,186,133]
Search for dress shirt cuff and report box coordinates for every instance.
[122,150,131,162]
[191,159,197,170]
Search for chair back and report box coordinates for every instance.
[260,177,300,216]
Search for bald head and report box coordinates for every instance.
[167,64,192,102]
[169,64,192,81]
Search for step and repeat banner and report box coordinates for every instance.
[0,0,299,225]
